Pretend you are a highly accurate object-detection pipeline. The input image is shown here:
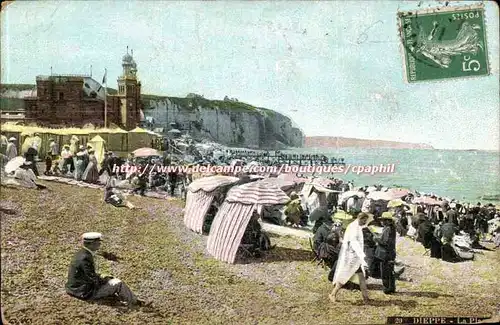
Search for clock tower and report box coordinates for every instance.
[116,46,141,129]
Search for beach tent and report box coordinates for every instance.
[105,128,128,153]
[21,135,35,154]
[259,177,296,193]
[89,135,106,165]
[207,180,289,264]
[183,175,240,234]
[128,127,153,151]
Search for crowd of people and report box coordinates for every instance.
[2,133,499,308]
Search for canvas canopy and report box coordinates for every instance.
[206,180,289,264]
[89,135,106,165]
[184,176,240,234]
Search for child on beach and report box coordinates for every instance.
[44,151,53,175]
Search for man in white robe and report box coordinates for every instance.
[330,212,370,303]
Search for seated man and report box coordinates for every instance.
[311,206,330,233]
[313,216,335,253]
[65,232,145,307]
[240,214,274,258]
[284,192,304,227]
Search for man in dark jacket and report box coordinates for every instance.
[66,232,143,306]
[98,152,111,176]
[313,216,335,252]
[374,212,397,294]
[417,216,442,259]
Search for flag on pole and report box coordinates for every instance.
[97,69,107,92]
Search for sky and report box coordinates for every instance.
[1,0,499,150]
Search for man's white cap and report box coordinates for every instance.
[81,232,102,241]
[8,137,16,141]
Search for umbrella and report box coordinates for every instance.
[366,186,378,193]
[413,196,441,206]
[277,173,309,184]
[224,180,290,205]
[311,177,335,188]
[387,199,409,208]
[339,190,366,203]
[367,191,393,201]
[332,210,355,229]
[133,147,159,157]
[386,188,411,199]
[332,210,354,220]
[187,175,240,193]
[4,156,24,174]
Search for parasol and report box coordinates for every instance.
[4,156,24,174]
[386,188,411,199]
[387,199,409,208]
[339,190,366,204]
[311,177,335,188]
[332,210,355,229]
[224,180,290,205]
[367,191,393,201]
[132,147,159,157]
[187,175,240,193]
[277,173,309,184]
[412,196,441,206]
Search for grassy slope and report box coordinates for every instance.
[1,183,499,325]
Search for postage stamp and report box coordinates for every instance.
[398,4,490,83]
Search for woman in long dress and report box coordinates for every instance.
[330,212,370,303]
[74,149,86,181]
[82,149,99,183]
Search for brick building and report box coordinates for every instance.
[24,49,142,130]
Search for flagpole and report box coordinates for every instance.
[104,68,107,128]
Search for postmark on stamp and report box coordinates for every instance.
[398,4,489,83]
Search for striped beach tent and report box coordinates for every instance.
[258,177,296,192]
[183,175,240,234]
[207,180,289,264]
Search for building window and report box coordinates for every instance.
[58,92,64,100]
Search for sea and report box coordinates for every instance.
[282,147,500,204]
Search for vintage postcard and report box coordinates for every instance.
[1,1,499,324]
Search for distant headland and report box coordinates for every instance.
[304,136,434,150]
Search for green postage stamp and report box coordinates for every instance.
[398,4,490,83]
